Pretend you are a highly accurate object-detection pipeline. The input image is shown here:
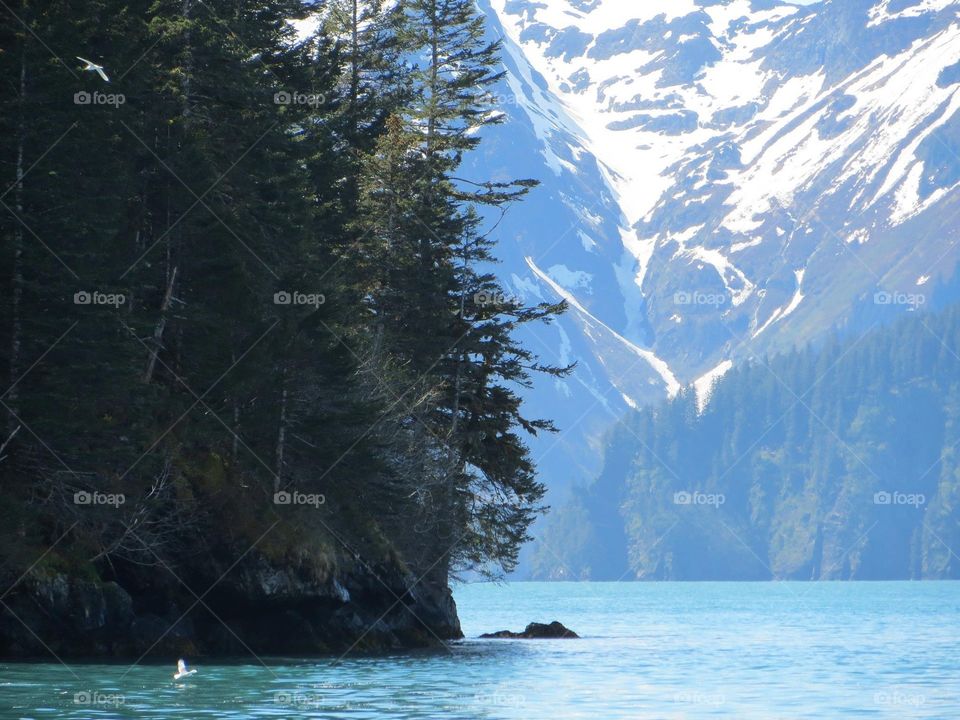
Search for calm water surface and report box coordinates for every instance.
[1,582,957,718]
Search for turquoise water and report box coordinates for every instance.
[1,582,958,718]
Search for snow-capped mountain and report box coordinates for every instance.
[465,0,960,519]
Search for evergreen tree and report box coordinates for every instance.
[0,0,570,632]
[355,0,569,578]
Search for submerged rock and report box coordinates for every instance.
[480,620,578,639]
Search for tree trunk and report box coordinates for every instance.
[427,2,439,159]
[275,380,288,494]
[435,254,469,584]
[350,0,360,142]
[142,266,178,383]
[231,390,240,459]
[0,425,21,463]
[182,0,193,122]
[8,35,27,431]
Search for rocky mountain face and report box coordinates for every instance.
[464,0,960,558]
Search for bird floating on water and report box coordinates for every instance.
[173,658,197,681]
[76,56,110,82]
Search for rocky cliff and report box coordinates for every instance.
[1,554,461,658]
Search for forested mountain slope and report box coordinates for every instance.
[536,303,960,580]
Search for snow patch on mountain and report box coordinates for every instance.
[694,359,734,412]
[526,256,681,396]
[548,264,594,291]
[868,0,956,27]
[780,269,807,321]
[685,246,756,306]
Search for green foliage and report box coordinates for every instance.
[0,0,564,604]
[539,305,960,580]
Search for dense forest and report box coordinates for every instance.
[0,0,568,656]
[536,303,960,581]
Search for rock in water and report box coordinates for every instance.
[480,621,578,639]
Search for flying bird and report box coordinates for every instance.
[76,56,109,82]
[173,658,197,681]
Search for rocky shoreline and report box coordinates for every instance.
[0,559,462,659]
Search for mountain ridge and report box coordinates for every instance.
[466,0,960,533]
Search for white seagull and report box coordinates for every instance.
[173,658,197,681]
[76,56,110,82]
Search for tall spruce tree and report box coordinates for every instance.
[355,0,570,579]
